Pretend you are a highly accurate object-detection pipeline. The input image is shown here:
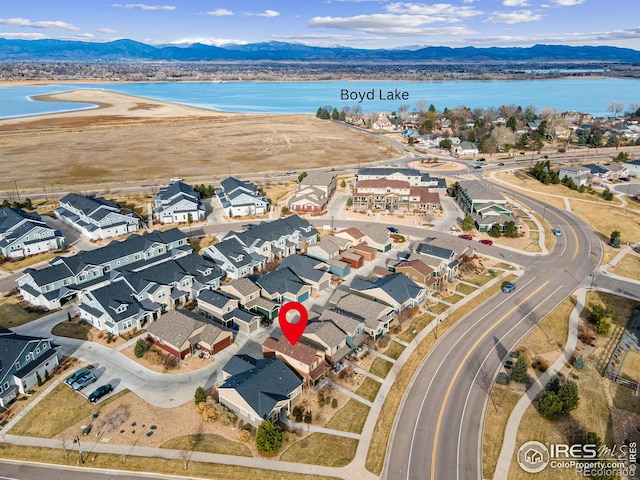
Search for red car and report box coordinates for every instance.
[479,239,493,245]
[458,234,473,240]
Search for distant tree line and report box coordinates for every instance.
[1,198,33,210]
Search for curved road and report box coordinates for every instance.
[385,191,603,480]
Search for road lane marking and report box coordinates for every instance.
[405,276,539,480]
[430,281,550,480]
[458,284,563,479]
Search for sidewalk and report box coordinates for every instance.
[492,288,585,479]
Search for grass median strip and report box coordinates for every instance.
[280,433,357,467]
[324,399,369,434]
[365,275,515,475]
[160,434,252,457]
[0,443,341,480]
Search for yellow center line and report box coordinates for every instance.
[430,280,550,480]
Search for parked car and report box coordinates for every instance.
[554,228,562,236]
[479,239,493,246]
[498,162,505,166]
[71,373,97,391]
[88,384,113,403]
[65,368,91,386]
[387,226,399,233]
[504,360,513,369]
[474,165,482,169]
[502,282,516,293]
[458,234,473,240]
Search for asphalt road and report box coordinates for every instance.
[0,460,176,480]
[384,191,604,480]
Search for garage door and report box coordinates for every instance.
[213,335,232,353]
[297,291,310,302]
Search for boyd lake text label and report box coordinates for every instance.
[340,89,409,103]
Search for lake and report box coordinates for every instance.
[1,78,639,119]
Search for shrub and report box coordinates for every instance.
[331,398,338,409]
[194,386,207,405]
[538,391,564,420]
[510,357,528,383]
[164,354,179,370]
[255,421,283,456]
[134,339,150,358]
[238,429,251,443]
[574,354,585,370]
[202,405,217,423]
[145,350,163,365]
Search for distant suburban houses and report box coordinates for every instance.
[0,207,64,259]
[216,177,269,217]
[155,181,206,224]
[0,327,59,408]
[55,193,140,240]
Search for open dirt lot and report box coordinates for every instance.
[0,89,393,193]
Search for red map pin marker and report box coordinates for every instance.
[278,302,309,346]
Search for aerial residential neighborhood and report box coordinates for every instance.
[1,8,640,477]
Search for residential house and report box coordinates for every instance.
[287,171,337,213]
[357,224,394,253]
[306,235,350,262]
[18,229,190,310]
[350,273,425,313]
[154,181,206,224]
[196,289,239,327]
[557,165,592,186]
[316,309,366,353]
[262,333,326,386]
[216,177,269,217]
[452,141,479,156]
[356,168,445,189]
[301,320,350,366]
[584,163,629,181]
[0,207,64,259]
[0,327,59,408]
[330,290,395,338]
[205,215,318,279]
[219,278,279,321]
[326,257,351,277]
[623,159,640,177]
[218,355,303,428]
[278,255,332,294]
[255,268,311,304]
[55,193,140,240]
[340,250,364,269]
[146,309,232,359]
[372,115,395,131]
[456,180,514,232]
[334,227,366,247]
[396,259,438,291]
[411,242,466,282]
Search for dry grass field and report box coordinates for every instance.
[0,90,393,194]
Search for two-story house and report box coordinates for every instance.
[155,181,206,224]
[216,177,269,217]
[0,207,64,259]
[456,180,514,232]
[287,171,338,213]
[55,193,140,240]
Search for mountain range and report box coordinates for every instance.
[1,38,639,63]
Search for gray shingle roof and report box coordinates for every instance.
[255,268,306,296]
[218,356,302,420]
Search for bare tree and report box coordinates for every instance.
[397,104,410,119]
[607,101,625,118]
[489,125,516,151]
[415,99,428,114]
[627,103,640,115]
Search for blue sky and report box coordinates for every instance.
[0,0,638,50]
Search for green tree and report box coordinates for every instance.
[558,381,579,412]
[602,187,614,201]
[408,137,415,146]
[594,317,611,335]
[504,221,518,238]
[588,304,614,324]
[545,375,560,394]
[339,110,346,121]
[461,214,475,232]
[538,391,564,420]
[297,172,308,183]
[506,115,517,131]
[574,354,585,370]
[613,152,629,163]
[488,223,502,238]
[340,179,346,188]
[610,230,621,248]
[134,339,149,358]
[281,205,290,215]
[346,197,353,208]
[36,372,42,387]
[194,386,207,405]
[23,198,33,210]
[439,138,453,151]
[255,420,283,456]
[510,357,528,383]
[44,369,50,382]
[584,431,602,450]
[606,135,619,148]
[331,108,340,120]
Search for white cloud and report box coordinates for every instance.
[464,27,640,47]
[270,32,388,46]
[0,32,46,39]
[309,13,476,34]
[503,0,529,5]
[0,17,80,30]
[385,2,482,18]
[484,10,542,24]
[206,9,233,16]
[255,10,280,17]
[551,0,585,5]
[112,3,176,11]
[98,27,124,34]
[75,33,95,39]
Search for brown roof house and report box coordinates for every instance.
[396,259,438,291]
[146,309,233,359]
[263,333,326,386]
